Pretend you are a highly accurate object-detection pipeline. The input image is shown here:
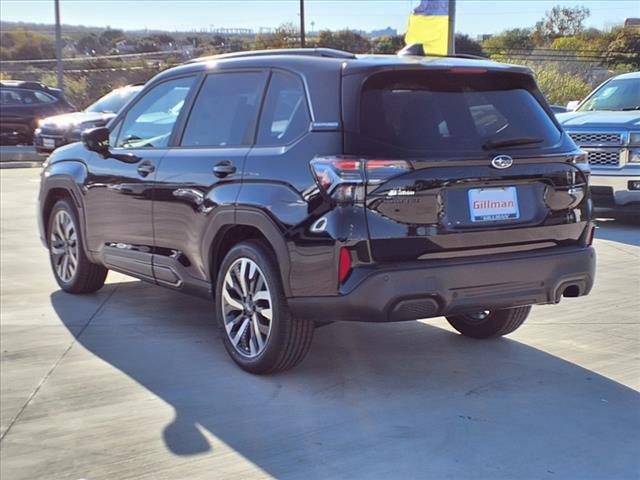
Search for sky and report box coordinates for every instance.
[1,0,638,37]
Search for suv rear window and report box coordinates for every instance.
[347,70,560,158]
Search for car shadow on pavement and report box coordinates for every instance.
[50,282,640,479]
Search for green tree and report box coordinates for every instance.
[0,29,55,60]
[77,34,103,55]
[534,67,593,105]
[39,72,89,108]
[149,33,175,46]
[99,28,125,50]
[316,30,371,53]
[455,34,484,56]
[482,28,534,55]
[606,27,640,69]
[496,58,593,105]
[372,35,404,54]
[254,23,299,49]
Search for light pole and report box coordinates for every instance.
[448,0,456,55]
[299,0,306,47]
[54,0,64,92]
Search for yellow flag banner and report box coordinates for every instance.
[404,0,450,55]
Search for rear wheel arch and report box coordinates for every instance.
[205,209,292,297]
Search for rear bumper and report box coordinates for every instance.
[288,245,596,322]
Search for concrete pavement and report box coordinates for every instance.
[0,146,42,169]
[1,167,639,479]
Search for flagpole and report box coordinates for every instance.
[54,0,64,92]
[448,0,456,54]
[300,0,306,47]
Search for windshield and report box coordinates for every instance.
[578,78,640,112]
[86,86,142,113]
[347,70,561,159]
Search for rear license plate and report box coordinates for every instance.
[43,138,55,149]
[468,187,519,222]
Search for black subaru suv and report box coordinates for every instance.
[38,48,596,373]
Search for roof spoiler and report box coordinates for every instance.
[397,43,487,61]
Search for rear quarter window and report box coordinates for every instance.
[257,71,310,146]
[0,88,56,105]
[348,70,561,159]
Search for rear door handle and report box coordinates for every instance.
[137,161,155,177]
[213,161,236,178]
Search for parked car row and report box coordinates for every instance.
[4,70,638,217]
[34,84,143,155]
[3,71,637,216]
[0,80,142,153]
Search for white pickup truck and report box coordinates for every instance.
[557,71,639,213]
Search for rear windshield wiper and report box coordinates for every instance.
[482,137,544,150]
[621,107,640,111]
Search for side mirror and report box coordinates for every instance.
[82,126,110,156]
[566,100,580,112]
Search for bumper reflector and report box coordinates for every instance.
[338,247,352,283]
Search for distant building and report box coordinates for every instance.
[624,18,640,29]
[369,27,398,38]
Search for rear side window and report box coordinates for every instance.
[349,70,560,158]
[33,91,56,104]
[257,71,310,145]
[181,72,265,147]
[0,88,56,105]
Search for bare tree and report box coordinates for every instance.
[533,5,590,42]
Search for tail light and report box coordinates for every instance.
[571,151,590,186]
[310,156,411,204]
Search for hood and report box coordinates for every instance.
[40,111,115,130]
[556,110,640,130]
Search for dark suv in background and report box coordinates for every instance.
[0,80,75,145]
[34,84,143,155]
[38,48,596,373]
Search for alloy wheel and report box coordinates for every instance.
[49,210,78,283]
[221,257,273,358]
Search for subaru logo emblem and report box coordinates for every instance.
[491,155,513,169]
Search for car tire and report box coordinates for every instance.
[215,240,314,374]
[47,199,108,293]
[445,306,531,339]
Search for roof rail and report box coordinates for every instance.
[0,80,53,90]
[187,47,356,64]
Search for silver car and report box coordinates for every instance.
[557,71,640,213]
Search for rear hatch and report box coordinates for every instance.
[342,67,589,261]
